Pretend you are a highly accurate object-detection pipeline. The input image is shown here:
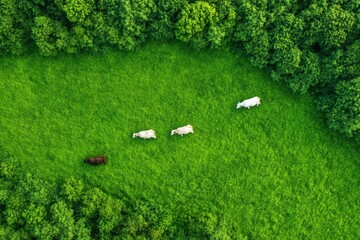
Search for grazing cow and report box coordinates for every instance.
[236,96,261,109]
[171,125,194,137]
[133,129,156,139]
[84,156,107,165]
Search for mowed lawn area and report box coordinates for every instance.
[0,43,359,238]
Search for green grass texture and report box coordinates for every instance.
[1,43,359,238]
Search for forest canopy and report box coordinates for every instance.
[0,148,232,239]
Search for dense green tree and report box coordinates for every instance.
[116,0,156,50]
[320,4,355,49]
[328,77,360,140]
[65,25,94,53]
[148,214,173,239]
[300,3,355,51]
[0,149,17,179]
[0,0,28,55]
[208,0,236,48]
[291,50,321,94]
[96,0,156,50]
[18,173,55,205]
[97,196,124,238]
[55,0,95,23]
[50,201,75,239]
[31,16,68,56]
[234,1,270,67]
[122,212,149,237]
[53,0,95,53]
[73,218,92,240]
[269,11,303,75]
[271,42,301,77]
[174,0,235,48]
[193,212,218,236]
[319,49,345,89]
[176,1,219,48]
[61,177,85,204]
[2,189,25,227]
[1,171,56,238]
[342,40,360,80]
[149,0,187,41]
[181,210,233,239]
[23,203,53,239]
[79,187,105,218]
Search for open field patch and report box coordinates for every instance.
[0,43,359,238]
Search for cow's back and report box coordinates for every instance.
[85,156,106,165]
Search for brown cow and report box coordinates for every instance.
[84,156,107,165]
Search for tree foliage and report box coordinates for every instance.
[175,1,219,48]
[234,1,270,68]
[55,0,95,23]
[0,151,231,239]
[31,16,68,56]
[0,0,29,55]
[328,77,360,141]
[149,0,187,41]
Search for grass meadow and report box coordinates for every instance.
[0,42,359,238]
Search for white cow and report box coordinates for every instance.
[171,125,194,137]
[133,129,156,139]
[236,96,261,109]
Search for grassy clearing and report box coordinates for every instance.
[0,42,359,238]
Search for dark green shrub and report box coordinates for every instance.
[327,77,360,140]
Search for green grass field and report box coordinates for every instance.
[0,42,359,238]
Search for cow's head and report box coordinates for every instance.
[132,133,137,138]
[236,102,243,109]
[171,130,176,135]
